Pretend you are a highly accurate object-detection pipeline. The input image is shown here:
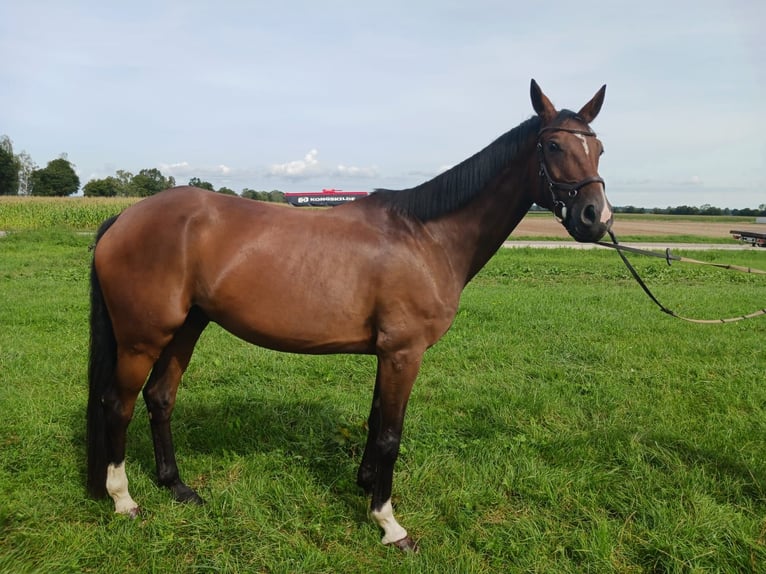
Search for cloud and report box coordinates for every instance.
[158,161,192,176]
[267,149,321,178]
[333,164,378,178]
[158,161,232,179]
[267,149,378,181]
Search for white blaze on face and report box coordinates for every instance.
[371,499,408,545]
[106,462,139,517]
[574,133,590,156]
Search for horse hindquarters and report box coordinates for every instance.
[86,216,162,516]
[87,258,153,515]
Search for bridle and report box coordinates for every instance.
[537,126,605,224]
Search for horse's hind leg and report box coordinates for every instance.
[103,351,156,517]
[142,307,209,504]
[356,376,381,493]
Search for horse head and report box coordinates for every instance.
[530,79,613,242]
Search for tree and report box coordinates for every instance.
[131,168,175,197]
[0,135,19,195]
[241,188,266,201]
[15,150,36,195]
[188,177,215,191]
[114,170,136,196]
[216,186,237,195]
[268,190,285,203]
[30,157,80,196]
[83,176,122,197]
[241,188,286,203]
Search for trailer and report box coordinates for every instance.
[730,229,766,247]
[284,188,370,207]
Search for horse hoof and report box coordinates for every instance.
[185,492,205,505]
[177,491,204,505]
[170,482,204,505]
[127,506,140,520]
[391,536,418,553]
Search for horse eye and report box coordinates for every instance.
[547,141,561,152]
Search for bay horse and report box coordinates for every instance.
[87,80,612,551]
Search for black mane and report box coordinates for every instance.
[369,115,543,222]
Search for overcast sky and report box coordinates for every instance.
[1,1,764,208]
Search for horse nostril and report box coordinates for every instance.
[582,204,597,225]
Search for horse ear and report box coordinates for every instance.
[530,79,556,123]
[577,85,606,124]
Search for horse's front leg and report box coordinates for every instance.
[143,311,208,504]
[366,349,422,552]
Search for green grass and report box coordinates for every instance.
[1,229,765,573]
[613,212,757,224]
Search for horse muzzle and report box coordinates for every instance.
[562,183,613,243]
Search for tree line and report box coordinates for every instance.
[0,135,286,202]
[81,171,285,203]
[614,204,766,217]
[0,136,80,197]
[1,135,764,214]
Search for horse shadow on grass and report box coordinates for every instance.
[122,391,373,515]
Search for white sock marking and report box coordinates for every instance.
[371,499,408,545]
[106,462,138,516]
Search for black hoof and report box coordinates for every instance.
[169,481,204,505]
[391,536,418,553]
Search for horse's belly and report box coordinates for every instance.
[202,294,377,355]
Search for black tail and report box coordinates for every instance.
[86,215,120,498]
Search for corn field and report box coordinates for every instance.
[0,197,141,231]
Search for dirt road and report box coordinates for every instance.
[512,215,763,240]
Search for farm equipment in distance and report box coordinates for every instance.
[730,229,766,247]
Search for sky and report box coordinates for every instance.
[1,1,764,208]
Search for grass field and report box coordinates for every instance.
[1,225,765,573]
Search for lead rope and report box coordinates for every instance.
[596,230,766,324]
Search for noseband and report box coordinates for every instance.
[537,126,605,223]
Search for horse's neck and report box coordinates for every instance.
[426,164,535,285]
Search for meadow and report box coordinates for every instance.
[0,201,765,572]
